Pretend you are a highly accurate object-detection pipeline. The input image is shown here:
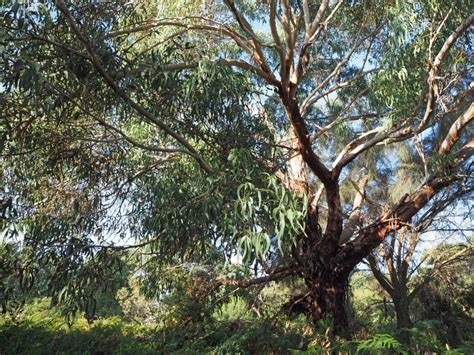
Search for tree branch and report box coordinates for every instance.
[339,176,368,245]
[336,139,473,273]
[54,0,213,173]
[438,102,474,155]
[212,264,301,289]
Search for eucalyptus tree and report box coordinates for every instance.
[1,0,473,334]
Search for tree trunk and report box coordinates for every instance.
[305,270,350,336]
[393,296,413,344]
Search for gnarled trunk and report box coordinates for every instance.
[305,269,350,336]
[393,295,413,344]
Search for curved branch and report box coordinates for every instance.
[301,69,378,117]
[332,101,473,179]
[223,0,276,80]
[367,254,395,294]
[339,176,368,245]
[212,265,301,289]
[336,138,473,273]
[438,102,474,155]
[281,95,332,185]
[418,13,474,131]
[48,83,188,155]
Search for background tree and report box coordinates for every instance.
[368,219,472,342]
[412,239,474,348]
[1,0,473,335]
[365,144,473,342]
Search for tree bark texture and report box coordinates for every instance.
[393,295,413,344]
[305,270,350,335]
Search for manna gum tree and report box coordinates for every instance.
[2,0,473,334]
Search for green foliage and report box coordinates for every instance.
[212,320,304,354]
[354,333,407,354]
[116,277,161,322]
[212,295,251,322]
[406,321,444,352]
[0,235,39,318]
[0,299,160,355]
[1,0,472,345]
[2,276,474,355]
[232,173,308,260]
[0,295,310,354]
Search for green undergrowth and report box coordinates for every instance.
[0,300,156,354]
[1,297,473,354]
[0,298,309,354]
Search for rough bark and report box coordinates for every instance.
[305,270,350,336]
[295,203,351,335]
[393,295,413,344]
[394,297,412,328]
